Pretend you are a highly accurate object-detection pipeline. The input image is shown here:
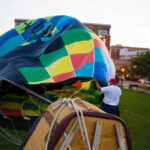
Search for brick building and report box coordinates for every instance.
[111,45,149,70]
[15,19,28,26]
[14,19,111,51]
[83,23,111,51]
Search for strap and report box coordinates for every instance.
[92,121,102,150]
[60,120,79,150]
[115,123,126,150]
[45,98,92,150]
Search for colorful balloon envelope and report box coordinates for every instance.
[0,15,115,85]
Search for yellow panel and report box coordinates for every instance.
[29,78,54,84]
[0,102,21,109]
[23,116,31,120]
[66,40,93,55]
[24,110,41,116]
[46,56,73,77]
[22,42,29,46]
[90,32,100,40]
[81,81,91,91]
[51,27,57,35]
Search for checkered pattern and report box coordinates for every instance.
[0,15,115,84]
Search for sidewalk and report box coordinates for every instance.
[119,80,150,94]
[136,88,150,94]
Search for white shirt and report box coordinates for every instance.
[101,85,122,106]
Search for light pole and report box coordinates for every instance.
[121,67,125,86]
[132,65,137,69]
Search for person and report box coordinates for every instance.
[94,78,122,116]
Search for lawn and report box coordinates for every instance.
[119,89,150,150]
[0,128,27,150]
[0,89,150,150]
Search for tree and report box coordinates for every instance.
[116,66,130,78]
[130,51,150,81]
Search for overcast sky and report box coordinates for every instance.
[0,0,150,48]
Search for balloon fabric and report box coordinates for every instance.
[0,15,115,85]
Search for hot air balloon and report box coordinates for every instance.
[0,15,131,150]
[0,15,115,84]
[0,15,115,124]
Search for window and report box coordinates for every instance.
[98,29,108,36]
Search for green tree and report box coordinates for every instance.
[130,51,150,81]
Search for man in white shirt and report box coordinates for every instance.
[94,78,122,116]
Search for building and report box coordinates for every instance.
[111,45,149,70]
[14,19,28,26]
[83,23,111,51]
[14,19,111,51]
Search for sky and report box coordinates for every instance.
[0,0,150,48]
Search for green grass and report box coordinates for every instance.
[0,89,150,150]
[119,89,150,150]
[0,128,27,150]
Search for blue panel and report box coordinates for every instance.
[21,18,47,41]
[21,27,33,41]
[93,62,108,83]
[49,15,64,25]
[35,22,52,35]
[94,48,106,63]
[30,19,52,35]
[74,62,94,77]
[0,29,18,46]
[0,35,25,57]
[56,16,76,31]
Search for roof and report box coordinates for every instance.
[83,22,111,27]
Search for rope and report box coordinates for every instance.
[0,127,22,146]
[64,132,71,150]
[45,98,91,150]
[28,93,43,115]
[0,76,52,104]
[69,79,94,99]
[45,102,66,150]
[10,120,21,143]
[59,86,66,99]
[71,99,91,150]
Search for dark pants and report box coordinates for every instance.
[100,102,120,116]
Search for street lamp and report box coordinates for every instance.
[132,65,137,69]
[120,67,126,86]
[121,68,125,73]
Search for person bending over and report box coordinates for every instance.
[94,78,121,116]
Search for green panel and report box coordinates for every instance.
[19,67,51,83]
[45,16,55,21]
[40,47,68,67]
[15,19,37,34]
[61,28,92,45]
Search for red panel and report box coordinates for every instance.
[73,81,82,88]
[70,50,94,70]
[53,71,75,82]
[93,39,110,59]
[2,108,22,116]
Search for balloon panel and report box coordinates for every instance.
[0,15,115,84]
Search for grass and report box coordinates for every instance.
[119,89,150,150]
[0,128,27,150]
[0,89,150,150]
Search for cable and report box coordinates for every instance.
[0,76,52,104]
